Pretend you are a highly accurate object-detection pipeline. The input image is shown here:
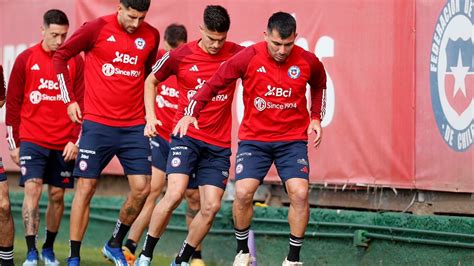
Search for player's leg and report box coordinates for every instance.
[274,141,310,265]
[184,187,205,266]
[123,135,168,264]
[0,173,14,266]
[232,141,272,266]
[172,140,230,265]
[68,120,116,264]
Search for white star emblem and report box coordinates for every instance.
[449,51,469,97]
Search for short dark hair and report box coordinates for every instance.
[267,12,296,39]
[164,24,187,48]
[203,5,230,32]
[43,9,69,27]
[120,0,151,12]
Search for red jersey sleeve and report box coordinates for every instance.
[70,55,85,143]
[304,51,327,120]
[185,46,255,118]
[6,50,30,150]
[0,65,5,101]
[144,28,160,76]
[152,50,179,82]
[53,18,105,105]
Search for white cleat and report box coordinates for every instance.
[282,257,303,266]
[232,251,254,266]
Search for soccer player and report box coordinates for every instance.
[175,12,327,266]
[6,9,84,266]
[135,5,243,266]
[52,0,159,265]
[0,65,14,266]
[122,23,205,266]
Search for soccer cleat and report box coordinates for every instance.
[67,257,80,266]
[232,251,254,266]
[122,246,136,265]
[190,258,206,266]
[134,254,151,266]
[102,243,128,266]
[23,250,39,266]
[282,258,303,266]
[40,248,60,266]
[170,260,190,266]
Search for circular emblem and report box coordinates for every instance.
[288,65,301,79]
[254,97,267,111]
[135,38,146,50]
[29,91,42,104]
[102,63,115,77]
[79,160,88,171]
[235,163,243,174]
[171,157,181,167]
[20,166,27,176]
[429,1,473,151]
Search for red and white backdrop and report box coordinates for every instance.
[0,0,472,192]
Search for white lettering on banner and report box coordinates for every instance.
[236,34,335,127]
[112,51,138,65]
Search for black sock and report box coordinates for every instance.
[42,230,58,249]
[234,226,250,253]
[124,239,137,254]
[25,235,37,252]
[0,246,14,265]
[108,220,131,248]
[287,234,304,262]
[69,240,81,259]
[141,234,159,259]
[192,250,202,259]
[175,241,195,264]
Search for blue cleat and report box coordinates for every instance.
[67,257,80,266]
[23,250,38,266]
[40,248,60,266]
[102,243,128,266]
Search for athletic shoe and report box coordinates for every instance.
[282,258,303,266]
[102,243,128,266]
[134,254,151,266]
[170,260,190,266]
[22,250,38,266]
[40,248,60,266]
[122,246,136,265]
[232,251,254,266]
[190,258,206,266]
[67,257,80,266]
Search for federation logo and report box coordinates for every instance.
[288,65,301,79]
[171,157,181,167]
[102,63,115,77]
[20,166,27,176]
[254,97,267,111]
[429,0,473,151]
[135,38,146,50]
[236,163,243,174]
[79,160,88,171]
[30,91,42,104]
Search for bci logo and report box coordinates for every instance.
[264,85,292,98]
[112,51,138,65]
[38,78,59,90]
[160,85,179,97]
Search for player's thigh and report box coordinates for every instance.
[117,124,151,176]
[195,144,231,190]
[273,141,310,182]
[151,135,170,173]
[44,150,75,189]
[19,141,49,186]
[234,140,273,183]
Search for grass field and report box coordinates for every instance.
[12,238,174,266]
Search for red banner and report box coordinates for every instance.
[0,0,471,192]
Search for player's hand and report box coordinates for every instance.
[173,116,199,138]
[144,117,162,137]
[62,142,78,162]
[0,100,5,108]
[10,148,20,166]
[67,102,83,124]
[307,119,322,148]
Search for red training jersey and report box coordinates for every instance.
[0,65,5,101]
[152,40,243,147]
[154,49,179,141]
[6,42,84,151]
[53,13,159,127]
[187,41,327,142]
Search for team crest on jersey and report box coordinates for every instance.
[79,160,88,171]
[288,65,301,79]
[135,38,146,50]
[235,163,243,174]
[171,157,181,167]
[429,0,473,151]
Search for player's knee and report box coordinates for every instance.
[200,200,221,218]
[289,188,309,207]
[132,184,150,200]
[163,190,185,209]
[25,182,42,199]
[77,181,97,199]
[0,199,11,218]
[49,188,65,205]
[235,189,254,204]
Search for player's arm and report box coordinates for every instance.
[6,53,28,164]
[144,28,160,76]
[174,46,253,137]
[53,19,102,123]
[0,65,6,107]
[306,52,327,148]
